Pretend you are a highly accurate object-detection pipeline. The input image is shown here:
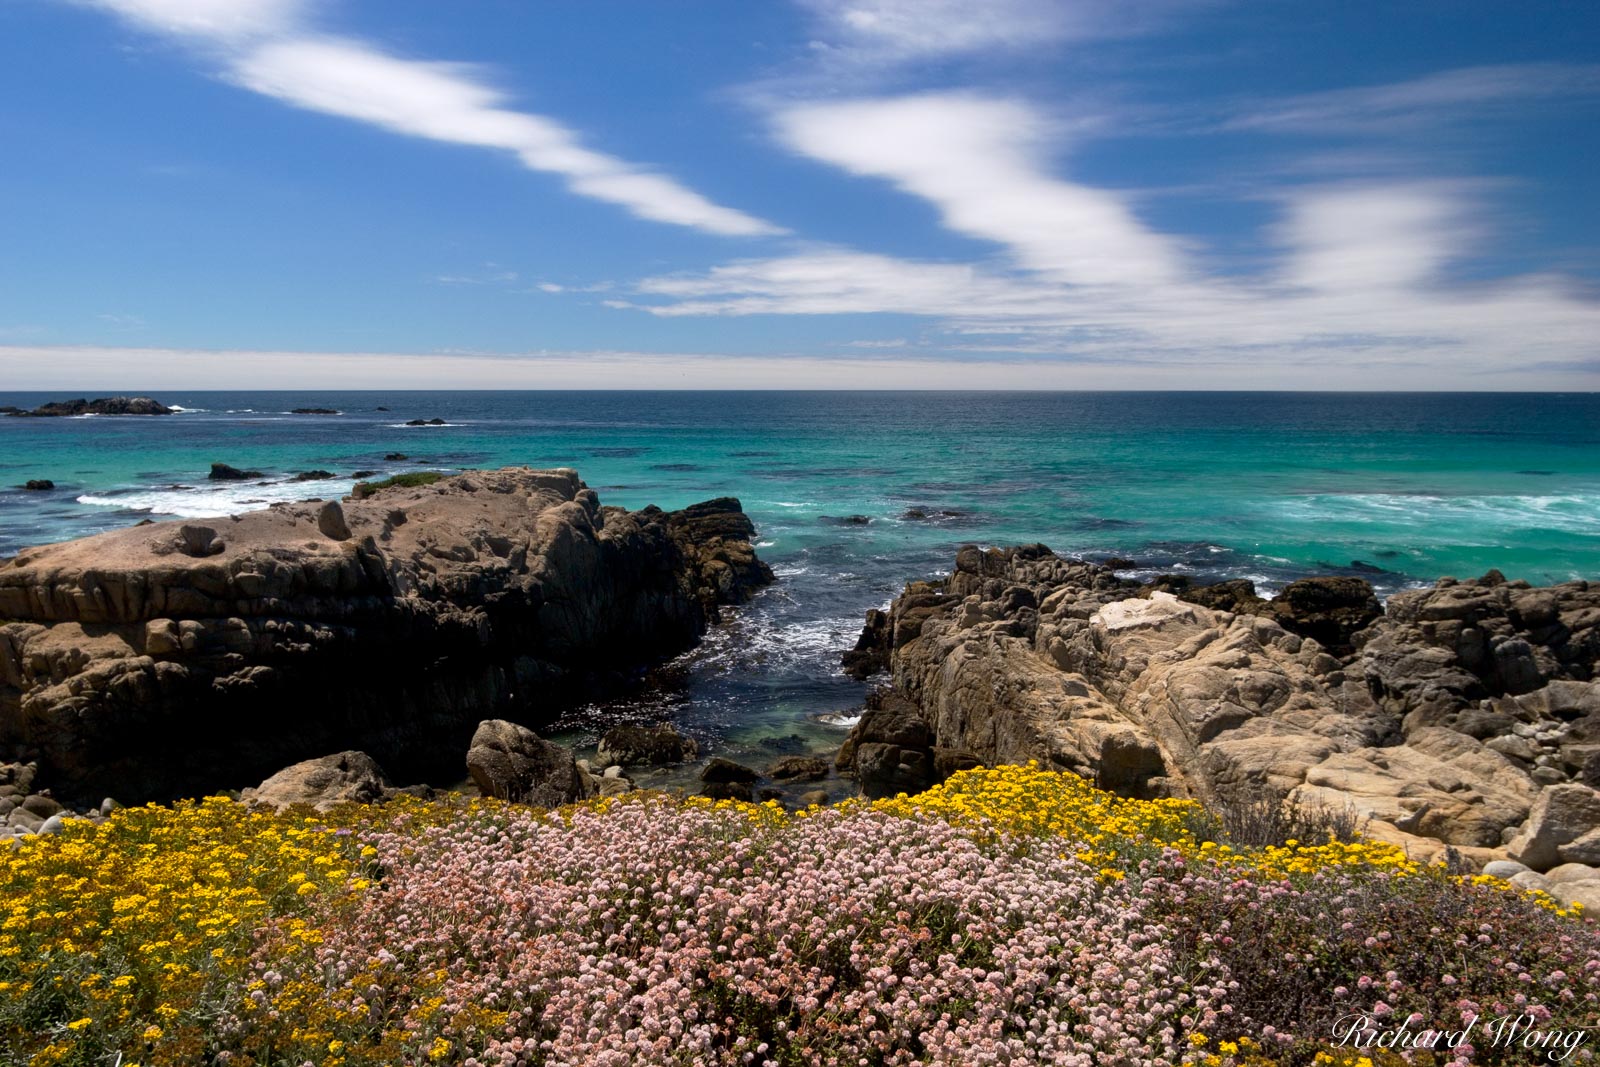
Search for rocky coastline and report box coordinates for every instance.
[837,543,1600,894]
[0,467,772,807]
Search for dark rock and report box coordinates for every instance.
[799,789,829,807]
[208,463,263,481]
[700,781,754,802]
[842,608,891,679]
[821,515,872,526]
[596,723,698,766]
[292,470,336,482]
[466,720,583,807]
[1180,579,1264,614]
[901,508,929,520]
[405,418,447,426]
[22,480,54,491]
[767,756,829,781]
[350,470,378,479]
[21,794,62,818]
[1099,558,1138,570]
[290,408,340,415]
[1266,577,1382,652]
[384,453,409,461]
[316,502,352,541]
[176,525,224,558]
[757,787,784,802]
[9,397,172,417]
[700,757,760,784]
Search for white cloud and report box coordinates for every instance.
[76,0,302,41]
[795,0,1192,62]
[622,182,1600,379]
[1226,63,1600,135]
[76,2,782,236]
[775,94,1182,286]
[1275,182,1483,292]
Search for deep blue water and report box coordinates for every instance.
[2,390,1597,780]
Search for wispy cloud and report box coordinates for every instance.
[77,0,783,236]
[618,84,1600,379]
[1225,62,1600,135]
[775,93,1183,286]
[795,0,1199,63]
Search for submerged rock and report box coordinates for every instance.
[21,480,54,491]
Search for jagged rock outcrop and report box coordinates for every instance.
[0,467,772,804]
[846,545,1599,867]
[6,397,172,417]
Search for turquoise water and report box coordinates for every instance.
[2,390,1597,780]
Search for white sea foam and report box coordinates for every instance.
[815,710,862,729]
[77,478,354,519]
[1278,491,1600,536]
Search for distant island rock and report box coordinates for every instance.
[208,463,264,481]
[405,418,447,426]
[289,407,340,415]
[21,480,55,491]
[5,396,172,417]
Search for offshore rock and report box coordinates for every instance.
[7,397,172,417]
[0,467,772,804]
[849,546,1600,866]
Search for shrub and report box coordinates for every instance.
[350,471,446,499]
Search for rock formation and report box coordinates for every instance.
[845,545,1599,870]
[0,467,772,804]
[5,397,172,417]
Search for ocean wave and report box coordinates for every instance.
[1273,491,1600,536]
[76,478,354,519]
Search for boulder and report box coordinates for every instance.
[293,470,336,481]
[700,757,759,784]
[243,751,394,811]
[700,781,754,802]
[596,723,698,766]
[316,501,351,541]
[1506,785,1600,871]
[1544,862,1600,886]
[22,480,54,491]
[208,463,263,481]
[466,720,583,807]
[767,755,829,782]
[1481,859,1531,879]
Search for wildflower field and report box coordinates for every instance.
[3,765,1597,1067]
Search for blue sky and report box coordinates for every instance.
[1,0,1597,388]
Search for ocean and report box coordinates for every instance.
[3,390,1597,780]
